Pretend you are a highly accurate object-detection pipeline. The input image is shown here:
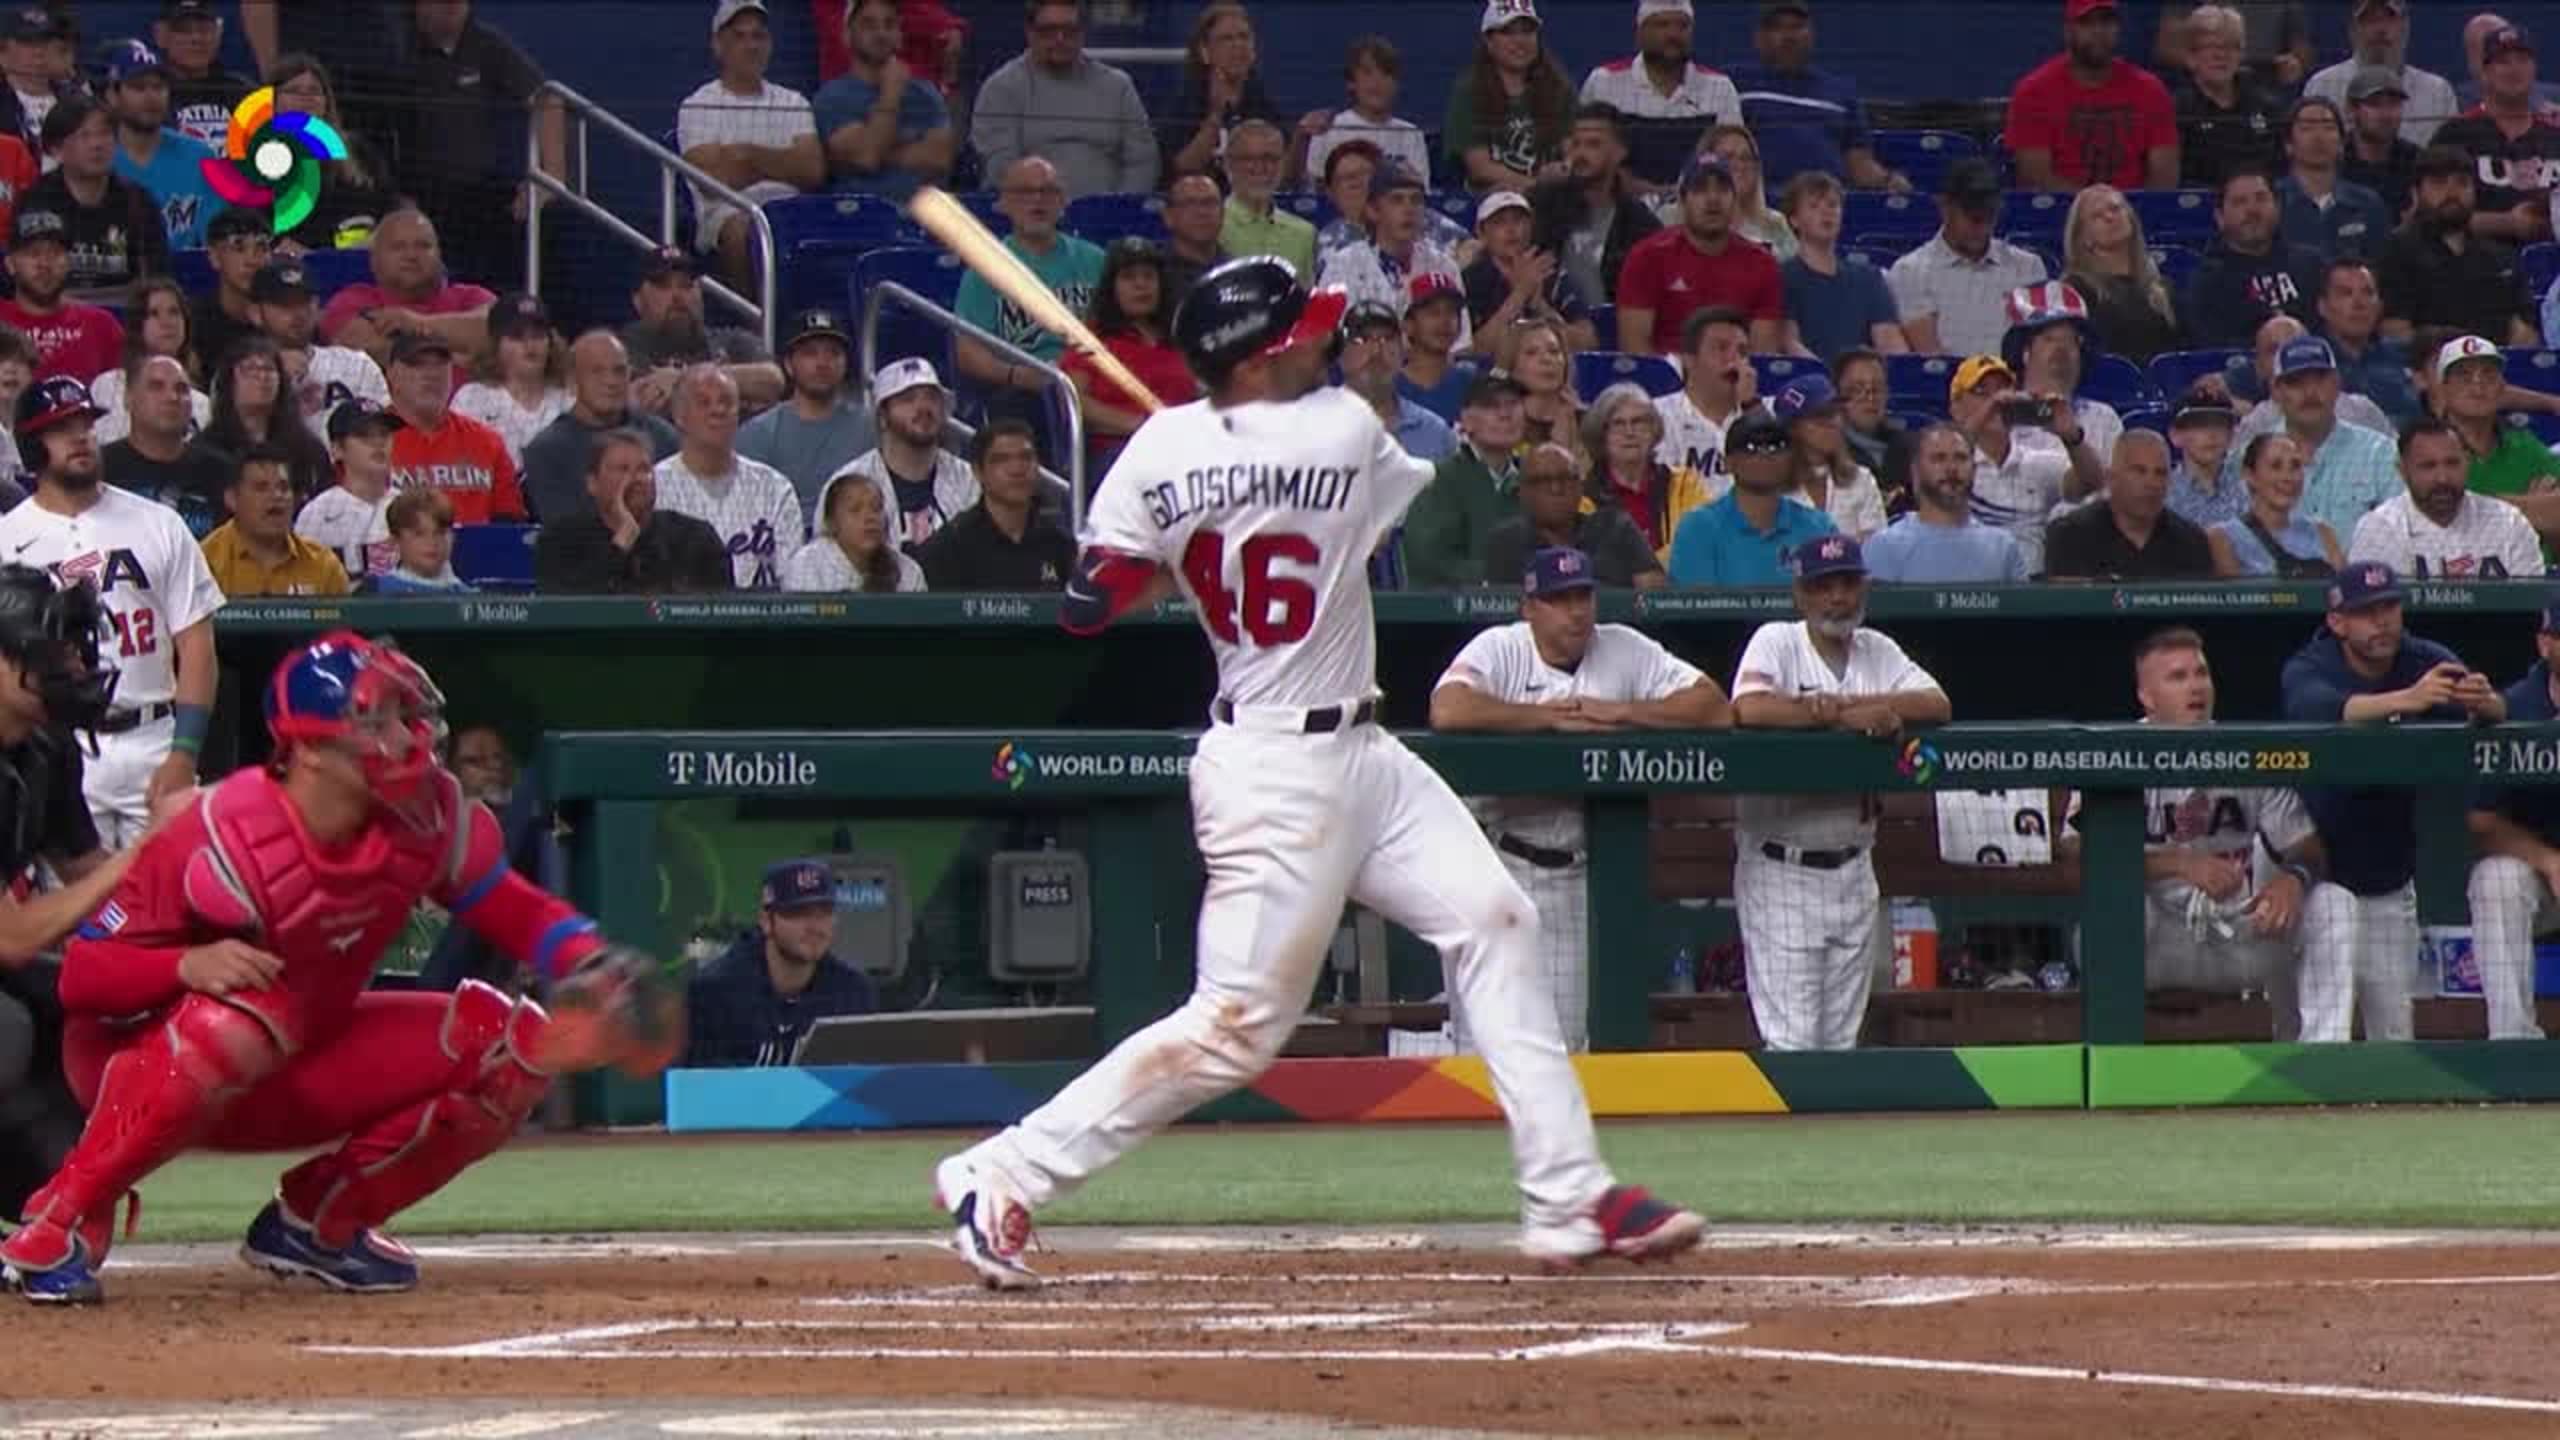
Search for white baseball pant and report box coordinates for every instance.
[1452,851,1589,1054]
[2462,857,2552,1041]
[1735,841,1884,1051]
[953,718,1615,1244]
[2142,899,2339,1042]
[81,716,172,850]
[2297,882,2416,1042]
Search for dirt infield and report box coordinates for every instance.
[15,1228,2560,1438]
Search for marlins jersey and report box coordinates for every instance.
[0,487,224,706]
[653,453,809,591]
[1083,387,1433,711]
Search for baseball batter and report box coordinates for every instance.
[932,258,1707,1290]
[1429,545,1730,1051]
[0,378,222,849]
[1729,533,1950,1051]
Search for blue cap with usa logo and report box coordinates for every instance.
[2328,561,2403,612]
[760,858,840,913]
[1524,546,1597,597]
[15,375,102,441]
[1789,532,1867,579]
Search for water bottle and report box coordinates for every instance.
[1666,942,1698,996]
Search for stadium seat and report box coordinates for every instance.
[172,248,214,295]
[1064,192,1166,245]
[2524,242,2560,303]
[1999,189,2070,241]
[1587,303,1617,344]
[452,524,536,591]
[1885,353,1959,405]
[1752,354,1826,395]
[2521,412,2560,448]
[852,246,966,368]
[954,190,1009,234]
[2146,348,2247,401]
[171,245,367,301]
[1845,242,1907,272]
[1573,350,1680,403]
[1278,191,1336,229]
[1843,191,1937,239]
[2081,353,2159,409]
[2148,244,2203,289]
[2128,189,2216,245]
[1868,129,1978,195]
[1890,406,1944,431]
[763,193,922,255]
[2506,346,2560,395]
[1425,191,1476,229]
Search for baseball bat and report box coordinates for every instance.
[906,186,1168,415]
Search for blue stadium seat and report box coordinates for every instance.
[1278,190,1336,229]
[1868,130,1978,195]
[1425,191,1476,229]
[2507,346,2560,395]
[452,524,536,591]
[2149,244,2203,289]
[954,190,1009,234]
[1587,303,1617,345]
[1752,354,1826,395]
[1999,189,2070,241]
[2129,189,2216,245]
[1843,191,1937,239]
[297,248,369,300]
[2081,353,2159,409]
[2521,412,2560,448]
[1884,353,1959,405]
[1064,192,1166,244]
[2146,347,2247,401]
[172,248,214,294]
[1890,406,1945,431]
[1845,242,1908,272]
[852,246,966,368]
[763,193,922,255]
[2525,242,2560,302]
[1573,350,1680,403]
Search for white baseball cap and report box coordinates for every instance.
[1475,190,1531,227]
[1481,0,1540,33]
[1637,0,1695,19]
[2435,334,2505,380]
[874,356,950,405]
[711,0,768,36]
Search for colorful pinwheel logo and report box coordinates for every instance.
[198,86,346,233]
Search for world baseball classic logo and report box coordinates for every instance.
[199,87,346,233]
[1895,737,1941,786]
[991,741,1031,791]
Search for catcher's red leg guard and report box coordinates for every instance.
[276,980,553,1249]
[2,996,285,1271]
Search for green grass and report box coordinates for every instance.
[129,1108,2560,1242]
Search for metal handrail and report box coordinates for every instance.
[522,80,780,352]
[860,279,1090,532]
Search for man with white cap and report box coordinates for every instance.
[1576,0,1741,192]
[2425,333,2560,536]
[1461,189,1594,356]
[2305,0,2456,146]
[2348,412,2544,578]
[678,0,823,288]
[827,356,980,560]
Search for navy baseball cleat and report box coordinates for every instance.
[1,1231,102,1305]
[239,1200,420,1294]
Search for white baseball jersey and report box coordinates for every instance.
[1435,621,1706,850]
[2346,491,2547,581]
[654,452,810,591]
[1578,58,1743,126]
[677,78,818,251]
[1730,621,1941,847]
[452,382,572,464]
[1083,388,1433,710]
[2138,783,2314,910]
[289,345,391,442]
[0,487,224,707]
[834,447,981,557]
[295,483,394,580]
[86,368,210,447]
[1316,241,1470,352]
[1652,392,1768,492]
[1969,431,2071,576]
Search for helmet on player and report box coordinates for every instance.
[264,631,445,803]
[0,564,113,729]
[1172,256,1350,388]
[14,377,104,473]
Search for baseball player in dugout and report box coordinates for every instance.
[0,632,679,1305]
[932,257,1707,1292]
[0,377,221,849]
[1429,545,1731,1051]
[1729,534,1950,1051]
[2462,597,2560,1042]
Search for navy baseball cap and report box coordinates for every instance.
[387,330,455,366]
[249,259,310,303]
[2273,336,2338,380]
[1790,532,1867,580]
[785,306,849,351]
[640,244,699,280]
[1772,373,1840,422]
[2328,561,2404,612]
[96,37,164,86]
[1726,409,1792,454]
[2487,24,2535,64]
[489,290,551,341]
[1343,299,1401,337]
[1679,152,1735,193]
[15,376,102,441]
[1524,546,1597,597]
[325,395,404,442]
[9,205,63,249]
[760,858,839,912]
[1,7,66,43]
[1369,159,1426,197]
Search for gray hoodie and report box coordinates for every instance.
[970,53,1159,198]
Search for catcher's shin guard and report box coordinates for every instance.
[277,981,552,1249]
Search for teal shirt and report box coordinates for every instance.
[955,234,1105,366]
[1667,491,1837,586]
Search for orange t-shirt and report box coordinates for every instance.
[389,409,524,524]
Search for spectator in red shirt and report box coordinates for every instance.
[1061,237,1198,482]
[0,207,122,383]
[2007,0,2181,193]
[385,330,524,524]
[1614,151,1783,357]
[316,208,498,373]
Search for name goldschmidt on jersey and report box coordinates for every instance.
[1141,464,1361,530]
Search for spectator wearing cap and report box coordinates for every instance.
[1406,371,1531,587]
[534,425,732,596]
[393,0,566,291]
[2348,411,2545,578]
[916,418,1075,591]
[2460,11,2560,114]
[2001,281,2114,497]
[969,0,1158,201]
[1397,272,1481,425]
[1778,170,1904,363]
[1448,0,1576,194]
[683,858,876,1069]
[1486,441,1665,591]
[813,0,954,201]
[1157,2,1285,185]
[1299,36,1433,191]
[0,6,71,157]
[1576,0,1740,193]
[23,94,169,299]
[2429,334,2560,525]
[451,293,568,466]
[1313,140,1471,273]
[680,0,823,290]
[2278,97,2392,263]
[2044,431,2216,580]
[1946,354,2072,575]
[0,208,123,383]
[2310,259,2422,425]
[1861,422,2028,583]
[91,275,209,448]
[1773,374,1885,540]
[2167,4,2282,190]
[1064,239,1198,482]
[251,256,388,442]
[2182,167,2325,348]
[1615,152,1782,357]
[620,244,785,418]
[1886,158,2050,359]
[2307,2,2456,147]
[2007,0,2180,193]
[316,209,497,372]
[785,460,925,594]
[1463,188,1595,358]
[153,0,246,149]
[295,396,402,580]
[1668,408,1836,584]
[2340,66,2425,217]
[656,364,806,590]
[386,330,524,525]
[738,308,876,526]
[2376,145,2535,345]
[1696,123,1795,263]
[1160,172,1230,311]
[2436,23,2560,245]
[200,446,350,597]
[100,37,223,251]
[1319,160,1469,351]
[1530,104,1661,313]
[193,209,271,381]
[1220,118,1317,283]
[2246,334,2402,539]
[521,330,682,525]
[1341,298,1458,466]
[2164,387,2244,528]
[102,351,224,538]
[953,154,1104,445]
[1725,0,1902,193]
[2229,313,2398,451]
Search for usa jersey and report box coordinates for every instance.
[1083,387,1434,711]
[0,486,224,707]
[2141,784,2313,910]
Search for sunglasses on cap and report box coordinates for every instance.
[1728,430,1792,456]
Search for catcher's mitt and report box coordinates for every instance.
[537,944,684,1078]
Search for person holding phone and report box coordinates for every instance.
[1947,354,2078,578]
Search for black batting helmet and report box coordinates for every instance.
[1173,256,1350,387]
[0,565,114,729]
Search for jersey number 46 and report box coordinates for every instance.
[1180,530,1317,647]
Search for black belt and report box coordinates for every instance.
[1760,841,1863,870]
[1497,834,1581,870]
[91,703,172,736]
[1211,697,1377,733]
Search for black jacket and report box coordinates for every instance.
[2179,237,2324,348]
[534,507,734,595]
[1531,178,1660,309]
